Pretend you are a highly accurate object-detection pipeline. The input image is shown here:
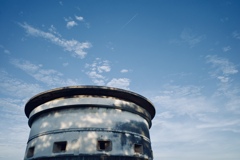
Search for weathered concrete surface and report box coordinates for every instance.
[24,86,155,160]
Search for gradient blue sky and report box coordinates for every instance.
[0,0,240,159]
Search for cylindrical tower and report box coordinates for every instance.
[24,86,155,160]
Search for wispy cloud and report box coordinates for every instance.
[171,29,205,48]
[206,55,240,113]
[0,97,29,159]
[151,81,240,160]
[152,85,216,116]
[180,29,205,48]
[222,46,231,52]
[20,23,91,58]
[85,58,131,89]
[0,70,43,98]
[62,62,69,67]
[107,78,130,90]
[206,55,238,83]
[10,59,80,87]
[64,16,85,29]
[0,45,10,54]
[64,17,76,28]
[85,58,111,85]
[151,114,240,160]
[232,30,240,40]
[75,15,84,21]
[66,21,78,29]
[0,69,40,156]
[197,119,240,131]
[75,15,90,28]
[156,111,174,119]
[48,25,61,37]
[226,94,240,113]
[151,119,204,144]
[120,69,129,73]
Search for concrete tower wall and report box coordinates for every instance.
[24,86,155,160]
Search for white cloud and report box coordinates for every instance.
[106,78,130,90]
[0,70,43,98]
[151,116,240,160]
[120,69,129,73]
[222,46,231,52]
[92,79,105,86]
[98,65,111,72]
[0,98,23,112]
[150,82,240,159]
[74,15,90,29]
[217,76,229,83]
[88,71,104,79]
[152,85,217,116]
[180,29,205,48]
[20,23,91,58]
[4,49,10,54]
[85,58,111,85]
[12,59,40,72]
[156,111,174,119]
[196,119,240,131]
[48,25,61,37]
[171,29,205,48]
[153,93,215,116]
[226,96,240,113]
[206,55,238,83]
[0,97,29,160]
[75,15,84,21]
[151,120,203,144]
[66,21,78,29]
[10,59,80,87]
[85,59,131,89]
[150,49,240,160]
[97,61,111,73]
[65,16,84,29]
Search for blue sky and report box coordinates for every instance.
[0,0,240,159]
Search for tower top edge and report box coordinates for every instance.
[24,85,155,120]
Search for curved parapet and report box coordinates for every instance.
[24,86,155,160]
